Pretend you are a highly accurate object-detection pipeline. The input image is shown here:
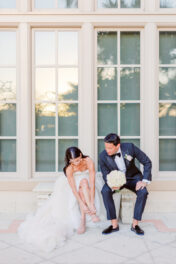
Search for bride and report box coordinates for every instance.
[18,146,106,252]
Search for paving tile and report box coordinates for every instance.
[71,228,112,246]
[123,252,154,264]
[0,247,43,264]
[150,244,176,264]
[51,245,127,264]
[16,239,84,260]
[94,234,148,258]
[0,233,22,246]
[0,240,10,250]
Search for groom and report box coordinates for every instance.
[99,133,152,235]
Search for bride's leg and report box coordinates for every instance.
[77,187,86,234]
[79,179,91,208]
[80,179,100,223]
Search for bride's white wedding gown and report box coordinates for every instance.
[18,170,107,252]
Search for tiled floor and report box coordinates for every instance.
[0,213,176,264]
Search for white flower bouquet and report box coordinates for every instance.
[107,170,126,192]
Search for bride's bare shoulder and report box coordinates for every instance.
[65,165,74,177]
[84,157,95,168]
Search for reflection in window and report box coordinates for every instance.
[0,31,17,172]
[159,31,176,171]
[160,0,176,8]
[98,0,140,8]
[34,30,78,172]
[0,0,16,8]
[35,0,78,8]
[97,30,141,170]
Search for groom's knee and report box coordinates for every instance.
[101,185,112,197]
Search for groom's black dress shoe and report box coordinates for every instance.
[102,225,119,235]
[131,225,144,235]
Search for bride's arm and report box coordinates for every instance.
[66,166,90,213]
[86,158,95,206]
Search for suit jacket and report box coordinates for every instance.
[99,143,152,184]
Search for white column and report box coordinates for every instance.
[18,23,32,179]
[19,0,31,12]
[143,23,158,178]
[145,0,157,12]
[79,23,95,159]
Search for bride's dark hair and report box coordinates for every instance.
[63,146,88,176]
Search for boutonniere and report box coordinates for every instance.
[124,154,133,161]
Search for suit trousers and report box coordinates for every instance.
[101,177,148,221]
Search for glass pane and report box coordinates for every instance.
[0,0,16,8]
[159,32,176,64]
[35,32,55,65]
[160,0,176,8]
[58,0,78,8]
[35,0,55,8]
[58,103,78,136]
[0,32,16,65]
[98,67,117,100]
[0,140,16,172]
[58,68,78,100]
[36,139,55,172]
[0,104,16,136]
[98,139,105,170]
[58,139,78,171]
[97,32,117,65]
[35,103,55,136]
[120,67,140,100]
[97,0,118,8]
[159,139,176,171]
[159,103,176,136]
[35,68,55,101]
[58,32,78,65]
[98,103,117,136]
[159,68,176,100]
[121,0,140,8]
[120,32,140,65]
[120,103,140,136]
[0,69,16,100]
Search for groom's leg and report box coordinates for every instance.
[125,178,148,221]
[101,184,117,220]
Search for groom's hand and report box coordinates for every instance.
[112,187,120,190]
[136,181,147,191]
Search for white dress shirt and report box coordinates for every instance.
[114,147,150,184]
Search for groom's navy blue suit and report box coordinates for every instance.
[99,143,152,221]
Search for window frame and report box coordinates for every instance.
[0,28,19,178]
[32,28,80,179]
[94,27,145,172]
[158,28,176,177]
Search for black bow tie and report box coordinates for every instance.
[112,152,121,159]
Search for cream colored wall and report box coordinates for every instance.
[0,0,175,208]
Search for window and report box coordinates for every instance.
[159,31,176,171]
[160,0,176,8]
[0,0,16,8]
[33,30,79,174]
[0,31,17,172]
[97,30,141,169]
[97,0,141,8]
[34,0,78,9]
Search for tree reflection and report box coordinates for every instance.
[0,80,16,100]
[159,103,176,136]
[160,0,176,8]
[159,68,176,100]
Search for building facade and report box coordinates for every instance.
[0,0,176,213]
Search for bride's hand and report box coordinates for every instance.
[80,202,91,214]
[89,203,96,215]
